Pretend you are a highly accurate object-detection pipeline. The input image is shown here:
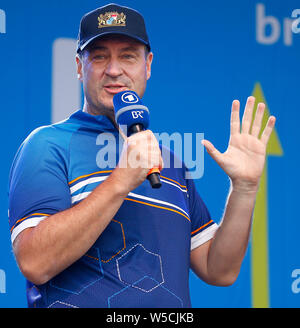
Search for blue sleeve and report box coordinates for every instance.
[186,176,219,250]
[8,126,71,243]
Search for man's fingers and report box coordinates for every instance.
[230,100,240,135]
[250,102,265,138]
[260,116,276,145]
[241,96,255,134]
[202,139,223,166]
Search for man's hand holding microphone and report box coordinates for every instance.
[111,91,163,194]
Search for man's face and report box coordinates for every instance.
[76,36,153,115]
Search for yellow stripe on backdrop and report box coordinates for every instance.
[250,83,283,308]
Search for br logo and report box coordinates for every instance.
[121,92,139,104]
[131,111,144,119]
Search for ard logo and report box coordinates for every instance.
[0,9,6,34]
[121,92,139,104]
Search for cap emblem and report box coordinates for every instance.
[98,11,126,28]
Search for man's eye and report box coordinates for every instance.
[122,54,135,59]
[93,54,106,60]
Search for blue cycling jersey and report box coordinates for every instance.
[8,109,218,308]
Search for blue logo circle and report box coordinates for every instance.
[121,92,139,104]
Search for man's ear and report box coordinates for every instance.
[76,55,83,81]
[146,52,153,81]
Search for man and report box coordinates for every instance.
[8,4,275,308]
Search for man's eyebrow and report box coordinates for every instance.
[85,44,142,57]
[119,46,140,52]
[88,46,108,52]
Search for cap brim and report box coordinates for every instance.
[78,32,150,52]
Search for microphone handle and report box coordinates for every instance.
[128,124,162,189]
[147,168,162,189]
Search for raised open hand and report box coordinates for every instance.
[202,96,276,192]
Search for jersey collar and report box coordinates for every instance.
[69,109,118,132]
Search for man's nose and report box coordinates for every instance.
[104,58,123,77]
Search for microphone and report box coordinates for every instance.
[113,90,162,189]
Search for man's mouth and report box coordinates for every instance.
[104,84,129,94]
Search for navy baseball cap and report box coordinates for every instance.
[77,3,151,53]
